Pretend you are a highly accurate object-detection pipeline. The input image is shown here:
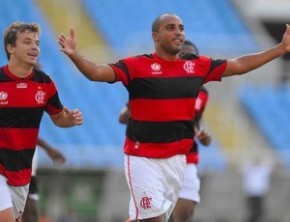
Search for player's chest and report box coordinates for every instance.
[131,60,199,78]
[0,81,48,107]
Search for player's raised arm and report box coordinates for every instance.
[58,27,116,82]
[223,24,290,77]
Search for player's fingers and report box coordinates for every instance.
[194,126,200,135]
[70,27,75,39]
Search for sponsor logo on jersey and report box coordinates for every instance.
[0,91,8,105]
[151,63,162,75]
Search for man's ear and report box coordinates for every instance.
[7,44,14,54]
[152,32,159,42]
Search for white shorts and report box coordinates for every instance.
[0,174,29,220]
[178,164,200,203]
[124,154,186,221]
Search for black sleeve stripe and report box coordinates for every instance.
[48,92,63,110]
[113,60,131,82]
[208,59,226,75]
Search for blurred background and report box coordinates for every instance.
[1,0,290,221]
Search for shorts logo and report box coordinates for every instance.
[140,196,152,209]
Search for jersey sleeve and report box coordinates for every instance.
[195,87,209,119]
[109,59,131,86]
[199,56,227,83]
[45,78,63,115]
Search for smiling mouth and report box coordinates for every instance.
[174,39,183,45]
[28,54,38,59]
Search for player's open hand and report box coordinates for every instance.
[194,127,212,146]
[282,24,290,53]
[64,107,83,126]
[47,148,66,166]
[58,27,76,56]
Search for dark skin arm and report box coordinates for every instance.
[119,105,131,125]
[223,24,290,77]
[37,138,66,165]
[59,25,290,81]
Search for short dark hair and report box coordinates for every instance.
[4,21,40,60]
[184,40,199,55]
[152,13,176,32]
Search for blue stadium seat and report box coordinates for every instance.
[198,140,227,172]
[0,0,128,168]
[82,0,260,56]
[239,85,290,170]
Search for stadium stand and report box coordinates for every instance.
[239,85,290,169]
[0,0,261,170]
[0,0,127,168]
[82,0,260,57]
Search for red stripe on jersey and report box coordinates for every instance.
[187,88,209,164]
[0,164,31,186]
[124,137,192,158]
[0,66,63,185]
[195,89,208,118]
[130,98,196,121]
[0,128,38,150]
[111,54,225,158]
[186,152,199,164]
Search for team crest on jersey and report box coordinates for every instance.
[0,91,8,105]
[183,61,195,74]
[35,90,46,104]
[151,63,162,75]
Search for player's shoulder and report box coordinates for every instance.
[118,54,154,66]
[180,53,199,60]
[0,66,7,80]
[33,68,53,83]
[124,53,153,60]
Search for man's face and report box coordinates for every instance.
[8,31,40,65]
[154,15,185,55]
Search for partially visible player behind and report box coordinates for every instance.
[170,40,211,222]
[22,138,66,222]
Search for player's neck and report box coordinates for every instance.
[8,60,33,78]
[154,51,179,61]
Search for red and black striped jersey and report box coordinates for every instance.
[187,86,209,164]
[0,65,63,186]
[110,53,226,158]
